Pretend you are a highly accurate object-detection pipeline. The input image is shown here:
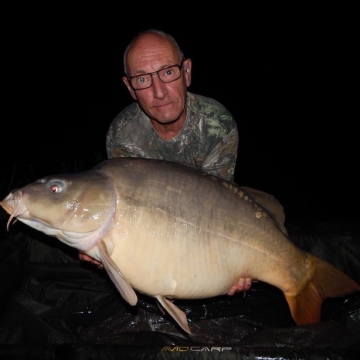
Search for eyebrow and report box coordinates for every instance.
[130,60,181,76]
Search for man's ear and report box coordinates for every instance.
[122,76,137,100]
[184,58,192,87]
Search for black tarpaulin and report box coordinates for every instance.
[0,218,359,359]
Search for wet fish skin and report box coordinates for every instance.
[1,157,359,334]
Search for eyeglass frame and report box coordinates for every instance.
[126,58,186,90]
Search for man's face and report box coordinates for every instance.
[122,34,192,125]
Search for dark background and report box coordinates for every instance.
[1,6,358,222]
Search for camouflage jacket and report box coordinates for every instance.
[106,92,239,182]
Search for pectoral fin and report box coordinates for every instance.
[98,241,138,306]
[155,295,191,334]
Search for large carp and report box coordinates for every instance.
[1,158,359,334]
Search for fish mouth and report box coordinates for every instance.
[0,191,28,230]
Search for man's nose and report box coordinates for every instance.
[151,73,167,98]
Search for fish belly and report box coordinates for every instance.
[104,207,307,300]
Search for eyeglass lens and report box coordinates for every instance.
[129,60,184,90]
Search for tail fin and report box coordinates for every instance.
[284,255,360,325]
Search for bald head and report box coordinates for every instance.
[123,30,184,76]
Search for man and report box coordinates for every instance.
[106,29,238,182]
[81,29,285,295]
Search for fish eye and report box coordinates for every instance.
[50,184,60,193]
[49,181,64,193]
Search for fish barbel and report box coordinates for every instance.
[1,157,359,334]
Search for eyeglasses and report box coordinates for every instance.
[127,59,185,90]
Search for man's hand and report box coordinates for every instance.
[227,277,252,295]
[78,252,104,269]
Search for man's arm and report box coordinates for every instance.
[201,125,238,182]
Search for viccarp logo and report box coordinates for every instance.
[161,346,232,352]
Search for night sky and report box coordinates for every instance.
[2,9,358,222]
